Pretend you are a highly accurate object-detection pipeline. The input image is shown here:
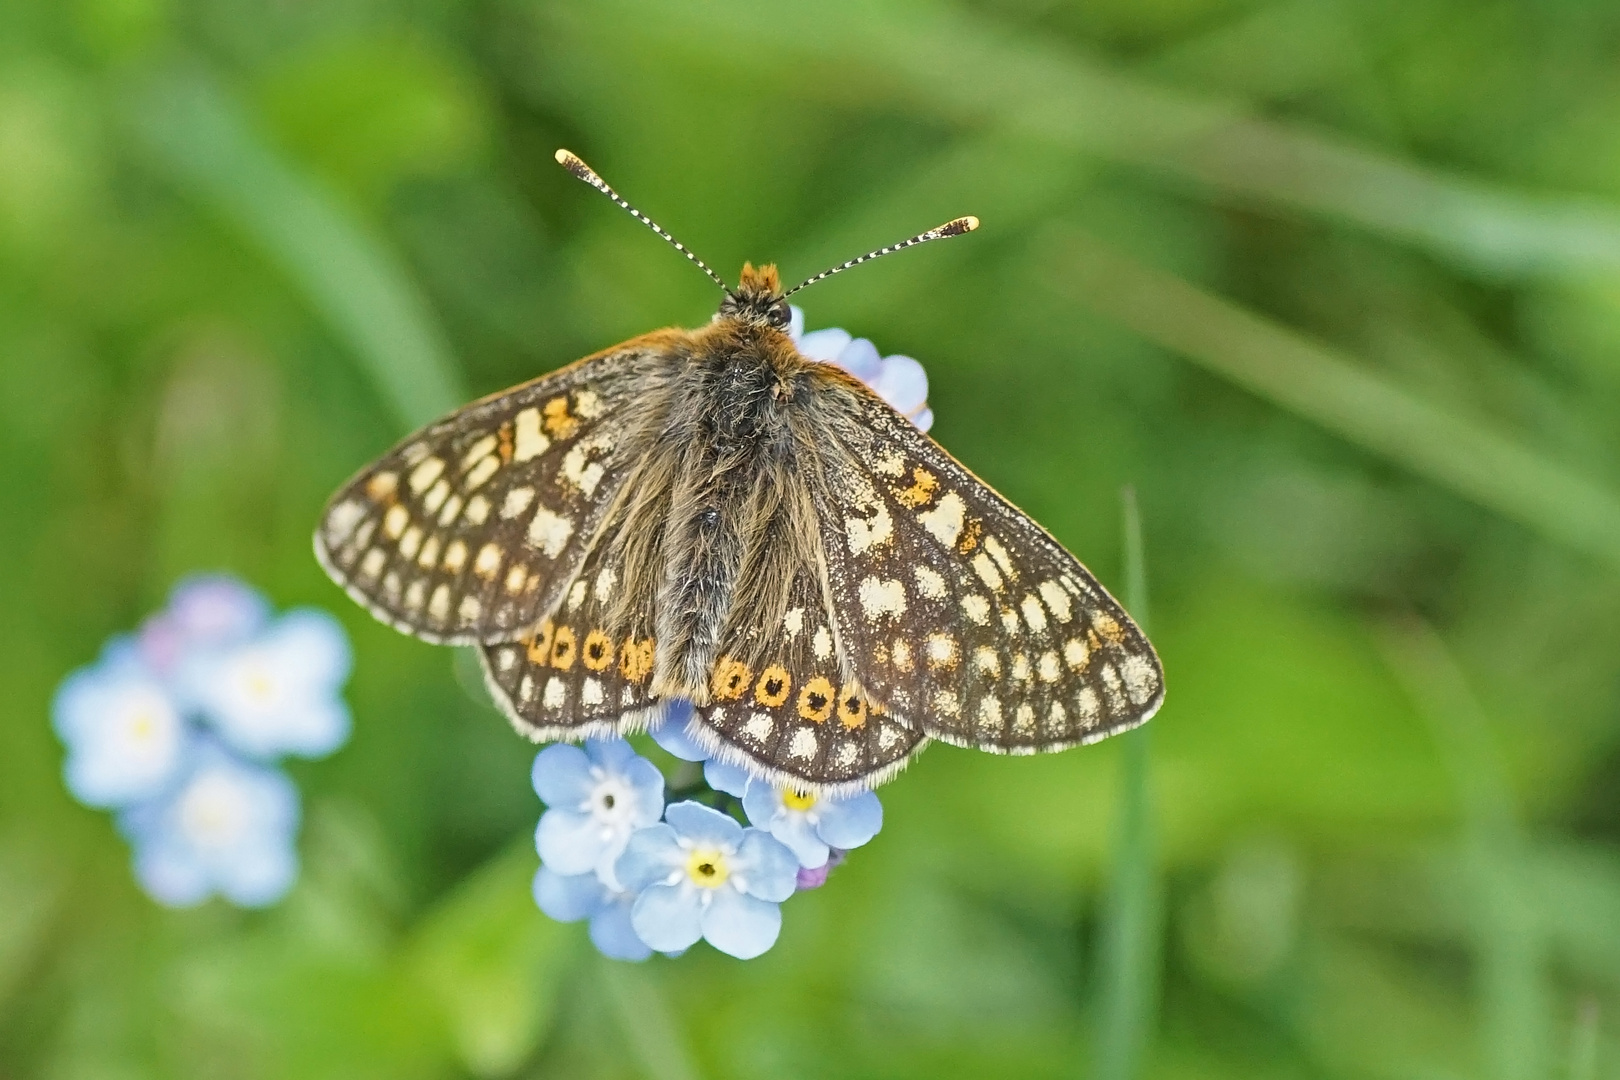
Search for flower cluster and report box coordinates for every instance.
[531,309,903,961]
[52,576,351,907]
[530,703,883,961]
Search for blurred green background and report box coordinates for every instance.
[5,0,1620,1076]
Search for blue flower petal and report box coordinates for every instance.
[787,305,805,342]
[271,609,352,690]
[533,865,608,922]
[622,756,667,829]
[705,759,752,798]
[53,660,190,808]
[215,835,298,907]
[869,354,928,415]
[910,407,935,432]
[775,814,830,870]
[531,743,594,807]
[631,883,704,953]
[615,824,682,891]
[585,737,636,774]
[535,809,602,875]
[132,833,212,907]
[647,701,707,762]
[590,898,653,962]
[814,790,883,851]
[735,829,800,902]
[739,781,776,825]
[701,888,781,959]
[797,327,851,363]
[835,337,883,380]
[165,575,270,647]
[664,801,743,849]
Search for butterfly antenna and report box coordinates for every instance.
[782,216,980,299]
[555,149,730,294]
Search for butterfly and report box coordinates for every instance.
[314,149,1164,796]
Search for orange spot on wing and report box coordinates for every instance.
[754,665,791,707]
[497,421,514,463]
[619,638,655,683]
[526,621,554,665]
[957,518,983,554]
[550,625,577,670]
[582,629,613,671]
[797,676,834,723]
[711,657,751,702]
[837,684,867,729]
[542,397,578,439]
[894,467,938,509]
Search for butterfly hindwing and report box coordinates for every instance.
[815,393,1164,754]
[315,334,681,645]
[692,558,927,796]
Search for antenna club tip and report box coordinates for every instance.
[554,148,594,180]
[938,215,979,237]
[963,215,980,231]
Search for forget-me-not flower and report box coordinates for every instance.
[533,739,664,887]
[533,865,651,962]
[53,640,188,808]
[792,307,934,432]
[615,801,799,959]
[742,783,883,870]
[119,743,300,907]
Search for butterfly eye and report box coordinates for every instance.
[766,303,791,328]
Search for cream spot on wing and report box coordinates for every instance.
[783,608,804,638]
[474,543,502,579]
[458,595,481,622]
[962,594,990,624]
[501,486,535,520]
[443,540,468,574]
[398,526,422,560]
[428,584,451,621]
[1021,594,1048,633]
[925,633,958,669]
[913,565,946,600]
[595,567,616,600]
[461,435,497,471]
[382,505,409,540]
[464,495,490,525]
[1076,686,1101,722]
[582,678,604,707]
[408,457,445,494]
[918,491,965,547]
[1121,655,1158,705]
[877,724,901,750]
[745,713,773,741]
[352,519,376,550]
[858,577,907,620]
[559,444,605,496]
[519,675,535,703]
[526,506,573,557]
[365,472,397,501]
[465,454,500,491]
[891,638,913,672]
[1011,654,1030,681]
[1038,651,1061,682]
[972,552,1003,591]
[574,388,603,419]
[974,646,999,676]
[513,407,550,462]
[873,450,904,477]
[933,689,960,717]
[505,565,527,594]
[567,580,588,612]
[359,548,385,580]
[813,626,833,661]
[1039,581,1072,623]
[417,535,441,569]
[1064,638,1091,670]
[404,579,426,612]
[438,494,463,526]
[1101,663,1124,697]
[325,500,365,544]
[978,695,1002,731]
[496,648,518,673]
[381,572,401,600]
[834,742,858,768]
[400,443,429,465]
[543,677,566,709]
[984,536,1015,577]
[789,728,818,760]
[1014,704,1035,735]
[846,504,893,555]
[1000,608,1021,634]
[423,478,450,514]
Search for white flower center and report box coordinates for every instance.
[114,689,180,767]
[177,773,252,850]
[585,774,636,830]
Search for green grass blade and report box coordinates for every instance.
[1045,230,1620,570]
[127,68,465,429]
[1094,487,1160,1080]
[599,960,701,1080]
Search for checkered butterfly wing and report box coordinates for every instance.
[817,398,1163,753]
[314,333,680,645]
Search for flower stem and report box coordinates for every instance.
[1094,486,1161,1080]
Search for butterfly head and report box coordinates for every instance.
[718,262,793,331]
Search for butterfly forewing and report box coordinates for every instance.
[315,335,681,645]
[816,396,1164,754]
[693,558,927,795]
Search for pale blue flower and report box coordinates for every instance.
[137,575,269,675]
[792,307,933,431]
[533,865,651,962]
[119,743,300,907]
[646,699,709,762]
[703,758,752,798]
[533,739,663,887]
[180,609,352,760]
[741,783,883,870]
[615,801,798,959]
[53,641,190,808]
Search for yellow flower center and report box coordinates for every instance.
[685,848,730,889]
[128,712,155,742]
[782,789,817,812]
[244,670,274,701]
